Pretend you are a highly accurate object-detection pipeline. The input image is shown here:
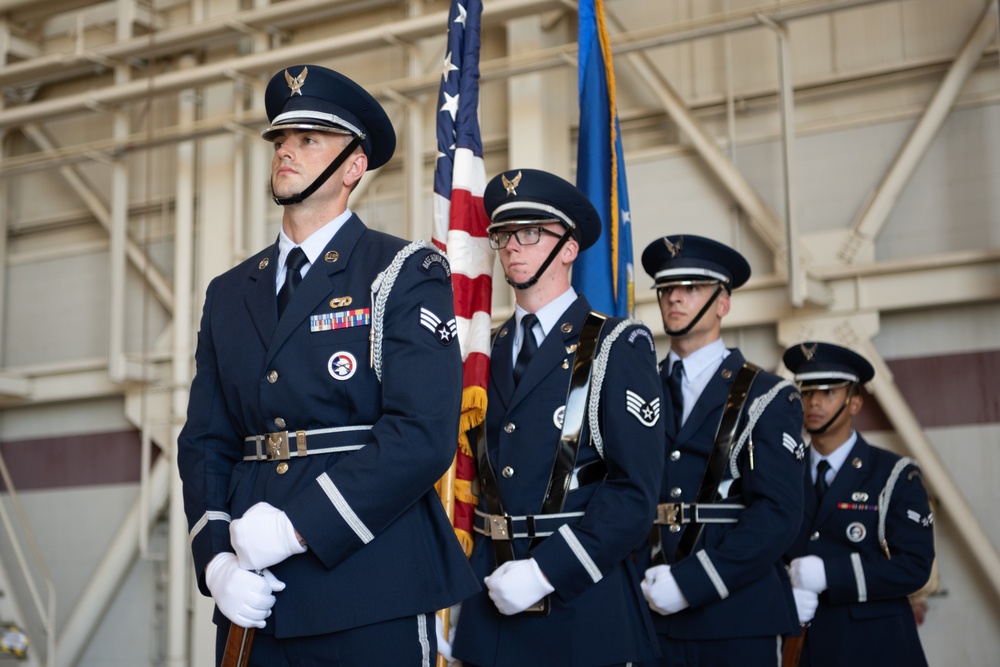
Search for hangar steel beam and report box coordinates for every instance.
[840,1,999,264]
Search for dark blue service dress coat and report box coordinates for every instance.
[640,350,806,648]
[788,436,934,667]
[452,296,664,667]
[177,214,479,639]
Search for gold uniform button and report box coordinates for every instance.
[267,370,279,383]
[274,417,286,429]
[276,462,289,474]
[502,466,514,478]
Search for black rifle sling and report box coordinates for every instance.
[673,361,760,560]
[529,311,607,551]
[648,361,760,566]
[476,326,515,565]
[476,312,607,570]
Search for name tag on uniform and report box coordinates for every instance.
[310,308,371,332]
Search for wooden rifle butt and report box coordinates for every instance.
[220,623,255,667]
[781,626,807,667]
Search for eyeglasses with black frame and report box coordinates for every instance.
[488,226,564,250]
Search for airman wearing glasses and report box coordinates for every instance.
[449,169,664,667]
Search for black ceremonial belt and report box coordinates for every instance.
[649,362,760,566]
[653,502,745,526]
[476,311,606,616]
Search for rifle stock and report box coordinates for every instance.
[221,624,255,667]
[782,626,807,667]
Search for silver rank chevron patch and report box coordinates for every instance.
[783,432,806,460]
[420,307,458,346]
[907,509,934,527]
[625,389,660,427]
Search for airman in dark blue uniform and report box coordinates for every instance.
[450,169,664,667]
[177,64,478,666]
[638,235,806,667]
[782,342,934,667]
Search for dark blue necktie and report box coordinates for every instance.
[277,247,308,317]
[815,459,831,500]
[513,314,539,385]
[668,360,685,426]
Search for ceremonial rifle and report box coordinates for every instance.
[782,627,807,667]
[221,624,254,667]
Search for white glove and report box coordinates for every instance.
[230,502,307,571]
[792,586,819,624]
[789,555,828,594]
[205,552,285,629]
[484,559,555,616]
[641,564,690,615]
[435,604,460,664]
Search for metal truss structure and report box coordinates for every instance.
[0,1,997,665]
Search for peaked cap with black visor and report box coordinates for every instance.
[641,234,751,336]
[262,64,396,205]
[484,169,601,290]
[783,341,875,435]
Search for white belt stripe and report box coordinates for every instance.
[558,524,603,583]
[696,549,730,599]
[243,424,373,442]
[317,473,374,544]
[473,509,585,521]
[189,510,230,541]
[851,552,868,602]
[243,444,366,461]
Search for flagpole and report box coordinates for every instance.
[435,457,457,667]
[432,1,490,664]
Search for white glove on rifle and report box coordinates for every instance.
[641,564,690,615]
[792,586,819,624]
[230,501,307,571]
[205,552,285,629]
[789,555,828,594]
[484,559,555,616]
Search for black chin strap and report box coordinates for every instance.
[664,284,724,337]
[504,228,574,290]
[271,136,362,206]
[806,384,857,435]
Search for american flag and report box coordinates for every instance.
[432,0,491,556]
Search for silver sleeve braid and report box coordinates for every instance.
[369,240,430,383]
[728,379,797,479]
[587,319,637,460]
